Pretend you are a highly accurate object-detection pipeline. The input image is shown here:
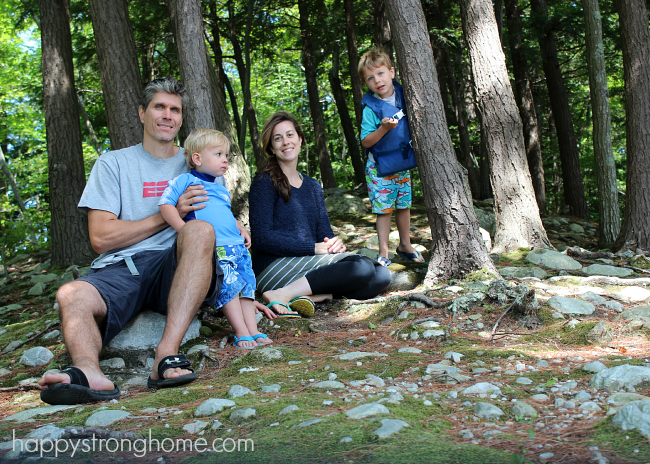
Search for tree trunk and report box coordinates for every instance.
[459,0,551,253]
[582,0,620,247]
[297,0,336,188]
[166,0,251,221]
[0,146,38,245]
[77,92,102,157]
[373,0,393,61]
[505,0,546,214]
[328,48,365,185]
[384,0,497,283]
[344,0,363,132]
[39,0,95,266]
[88,0,142,150]
[614,0,650,252]
[531,0,589,220]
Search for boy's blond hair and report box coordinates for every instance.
[183,128,230,169]
[358,47,393,79]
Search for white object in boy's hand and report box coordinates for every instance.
[392,110,405,121]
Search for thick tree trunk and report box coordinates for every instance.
[373,0,393,59]
[297,0,336,188]
[328,48,365,186]
[582,0,620,247]
[384,0,497,283]
[614,0,650,252]
[166,0,250,221]
[505,0,546,214]
[344,0,363,132]
[39,0,95,266]
[88,0,142,150]
[459,0,551,253]
[531,0,589,220]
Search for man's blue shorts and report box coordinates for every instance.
[78,240,222,346]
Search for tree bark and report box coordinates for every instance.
[459,0,551,253]
[582,0,620,247]
[166,0,250,221]
[384,0,498,283]
[344,0,364,132]
[373,0,393,59]
[531,0,589,220]
[328,48,365,185]
[39,0,95,266]
[505,0,546,214]
[297,0,336,188]
[0,146,38,245]
[88,0,142,150]
[614,0,650,252]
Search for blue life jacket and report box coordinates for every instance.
[361,80,416,176]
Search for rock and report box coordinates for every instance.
[230,408,256,424]
[583,361,607,373]
[516,377,533,385]
[340,436,353,443]
[569,223,584,233]
[30,273,58,284]
[578,401,602,411]
[228,385,252,398]
[279,405,299,415]
[261,384,281,393]
[536,360,549,368]
[373,419,409,438]
[2,405,75,423]
[425,363,453,374]
[612,401,650,439]
[251,347,284,362]
[581,292,607,304]
[419,321,441,329]
[480,228,492,251]
[445,351,464,363]
[365,374,385,387]
[296,418,323,427]
[324,194,369,216]
[539,452,555,460]
[615,306,650,328]
[0,368,11,376]
[590,364,650,391]
[397,310,410,319]
[547,296,595,315]
[614,286,650,303]
[313,380,346,389]
[186,344,209,355]
[586,321,615,344]
[338,351,388,360]
[422,330,446,339]
[345,402,390,419]
[601,300,624,312]
[462,383,502,396]
[194,399,236,416]
[574,391,592,402]
[183,421,208,434]
[582,264,633,277]
[19,347,54,367]
[474,207,496,236]
[42,330,60,340]
[99,357,126,369]
[85,410,131,427]
[512,401,537,418]
[28,281,46,295]
[526,248,582,270]
[499,267,548,280]
[607,392,650,406]
[385,264,427,292]
[26,424,65,441]
[474,402,505,419]
[531,394,550,402]
[398,347,422,354]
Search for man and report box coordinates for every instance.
[39,78,222,404]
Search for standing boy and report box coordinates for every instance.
[358,48,424,266]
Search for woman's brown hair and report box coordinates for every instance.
[256,111,306,202]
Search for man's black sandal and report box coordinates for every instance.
[40,366,120,405]
[147,354,197,389]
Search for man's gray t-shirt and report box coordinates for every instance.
[79,144,188,269]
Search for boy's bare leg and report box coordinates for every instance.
[241,298,272,345]
[395,208,423,261]
[376,212,392,261]
[222,298,256,348]
[38,282,115,391]
[150,220,215,381]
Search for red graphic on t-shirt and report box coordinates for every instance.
[143,181,169,198]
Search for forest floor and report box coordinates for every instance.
[0,197,649,464]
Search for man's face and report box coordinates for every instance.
[139,92,183,143]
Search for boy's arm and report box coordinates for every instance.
[361,117,399,148]
[159,204,186,233]
[236,220,251,248]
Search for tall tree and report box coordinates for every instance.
[459,0,551,252]
[505,0,546,213]
[531,0,589,219]
[39,0,94,265]
[0,146,37,245]
[166,0,250,220]
[344,0,363,131]
[614,0,650,252]
[297,0,336,188]
[582,0,620,247]
[88,0,142,150]
[384,0,497,283]
[373,0,393,59]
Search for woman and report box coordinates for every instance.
[249,111,391,316]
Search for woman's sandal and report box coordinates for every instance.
[265,301,301,318]
[289,296,315,318]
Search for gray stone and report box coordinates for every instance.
[474,207,496,236]
[615,306,650,328]
[19,347,54,367]
[607,392,650,406]
[581,292,607,304]
[590,364,650,391]
[409,331,419,340]
[536,360,549,368]
[0,368,11,377]
[345,402,389,419]
[26,425,65,441]
[569,223,584,233]
[516,377,533,385]
[30,273,57,284]
[601,300,624,312]
[28,281,46,295]
[340,436,353,443]
[397,310,410,319]
[462,382,502,396]
[186,344,209,355]
[1,405,74,423]
[586,321,615,344]
[385,266,426,292]
[422,329,445,339]
[42,330,60,340]
[578,401,601,411]
[474,402,505,419]
[512,401,537,418]
[324,194,369,216]
[194,399,236,416]
[418,321,440,329]
[279,405,299,415]
[499,267,548,280]
[183,421,208,434]
[583,264,633,277]
[614,286,650,303]
[574,391,592,402]
[85,410,131,427]
[337,351,387,360]
[531,394,550,402]
[365,374,385,387]
[228,385,252,398]
[526,248,582,270]
[539,452,555,460]
[548,296,595,315]
[296,418,323,427]
[373,419,410,438]
[480,228,492,251]
[445,351,464,363]
[425,363,451,374]
[251,347,284,362]
[312,381,345,389]
[612,401,650,439]
[261,384,281,393]
[230,408,256,424]
[398,347,422,354]
[99,357,126,369]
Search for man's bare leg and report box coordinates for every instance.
[149,221,215,381]
[38,281,115,392]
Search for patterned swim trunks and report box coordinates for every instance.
[214,244,256,308]
[365,159,412,214]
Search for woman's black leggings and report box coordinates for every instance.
[304,255,391,300]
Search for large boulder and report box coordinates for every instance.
[473,207,496,237]
[526,248,582,270]
[590,364,650,391]
[615,306,650,328]
[325,194,369,216]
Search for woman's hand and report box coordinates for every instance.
[324,236,346,254]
